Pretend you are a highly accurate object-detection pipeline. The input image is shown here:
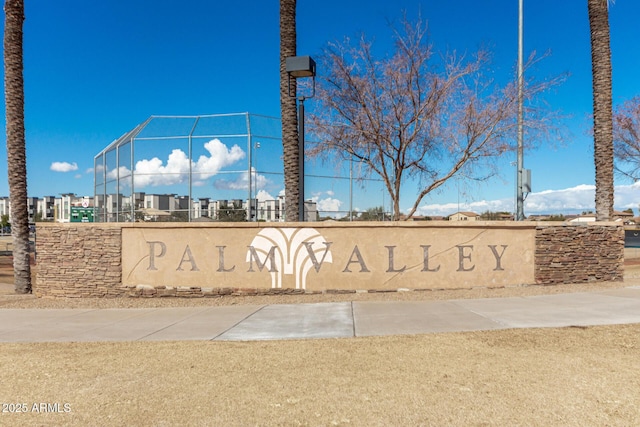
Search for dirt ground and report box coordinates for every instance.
[0,254,639,425]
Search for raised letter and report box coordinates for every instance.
[488,245,508,271]
[385,246,406,273]
[420,245,440,272]
[303,241,332,272]
[217,246,235,272]
[457,245,475,272]
[247,246,278,272]
[176,245,199,271]
[147,241,166,271]
[343,245,370,273]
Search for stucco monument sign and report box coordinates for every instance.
[33,222,623,298]
[121,223,535,291]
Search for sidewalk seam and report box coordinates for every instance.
[210,305,268,341]
[450,300,512,328]
[350,301,356,338]
[136,307,217,341]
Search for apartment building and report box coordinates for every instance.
[1,192,318,223]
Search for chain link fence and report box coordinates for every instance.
[94,113,389,222]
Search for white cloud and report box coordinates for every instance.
[256,190,275,202]
[105,139,245,188]
[416,182,640,217]
[214,167,270,191]
[317,198,342,213]
[524,184,595,213]
[105,165,131,181]
[50,161,78,172]
[416,199,513,217]
[311,194,343,215]
[266,189,344,216]
[614,181,640,211]
[195,139,245,177]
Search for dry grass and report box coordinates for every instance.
[0,325,639,426]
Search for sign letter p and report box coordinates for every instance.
[147,241,167,271]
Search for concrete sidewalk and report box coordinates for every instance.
[1,286,640,343]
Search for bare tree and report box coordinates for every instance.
[279,0,299,221]
[4,0,31,293]
[309,17,560,220]
[588,0,614,221]
[613,96,640,181]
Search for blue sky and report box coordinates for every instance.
[1,0,639,217]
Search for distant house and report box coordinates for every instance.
[527,214,551,221]
[569,214,596,223]
[448,211,479,221]
[570,211,635,224]
[613,210,635,224]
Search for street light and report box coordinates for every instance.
[516,0,524,220]
[248,141,261,222]
[253,141,260,221]
[286,55,316,221]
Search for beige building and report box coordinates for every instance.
[448,211,480,221]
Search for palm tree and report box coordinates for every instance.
[588,0,614,221]
[4,0,31,293]
[279,0,299,222]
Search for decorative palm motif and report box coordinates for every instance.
[247,228,333,289]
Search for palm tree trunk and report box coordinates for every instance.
[4,0,31,293]
[588,0,614,221]
[279,0,299,222]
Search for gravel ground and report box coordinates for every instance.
[0,277,637,309]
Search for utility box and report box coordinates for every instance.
[523,169,532,193]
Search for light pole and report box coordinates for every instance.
[254,141,260,197]
[516,0,525,221]
[286,55,316,221]
[349,157,353,221]
[249,141,261,221]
